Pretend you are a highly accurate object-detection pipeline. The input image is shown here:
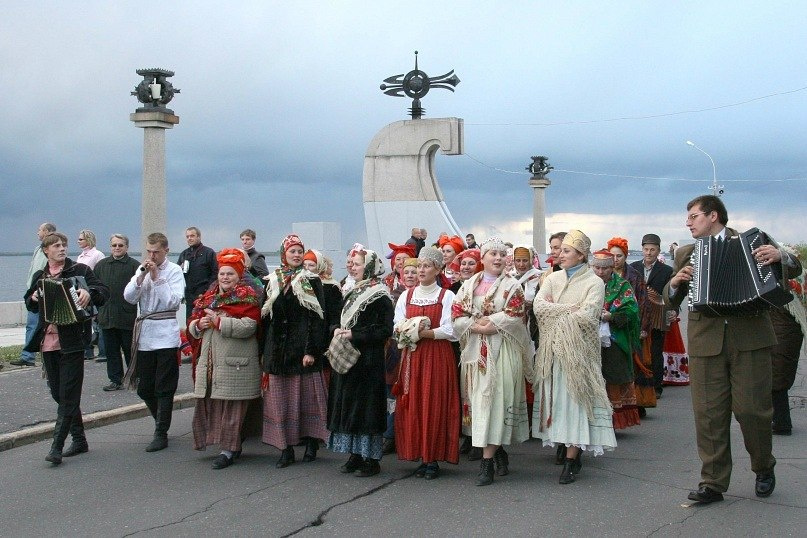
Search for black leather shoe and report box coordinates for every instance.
[276,447,295,468]
[355,459,380,477]
[559,458,576,484]
[10,359,35,367]
[476,458,494,486]
[494,446,509,476]
[62,440,89,458]
[45,447,63,465]
[755,472,775,497]
[424,463,440,480]
[414,463,428,477]
[687,486,724,503]
[302,439,318,462]
[340,454,362,473]
[102,382,122,392]
[145,435,168,452]
[212,453,234,469]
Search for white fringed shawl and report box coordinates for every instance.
[532,265,611,420]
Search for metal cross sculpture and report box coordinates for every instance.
[380,51,460,119]
[131,68,180,113]
[527,156,553,179]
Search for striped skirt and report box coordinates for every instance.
[261,371,329,450]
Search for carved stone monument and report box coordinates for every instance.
[130,68,180,246]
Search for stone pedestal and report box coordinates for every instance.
[529,177,550,253]
[362,117,464,257]
[130,111,179,247]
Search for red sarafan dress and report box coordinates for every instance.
[394,288,460,464]
[662,317,690,386]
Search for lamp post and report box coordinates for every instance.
[527,156,552,253]
[685,140,723,197]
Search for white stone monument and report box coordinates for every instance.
[362,117,464,257]
[292,221,343,274]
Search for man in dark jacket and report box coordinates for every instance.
[24,232,109,464]
[93,233,140,391]
[630,232,673,397]
[240,228,269,278]
[177,226,217,318]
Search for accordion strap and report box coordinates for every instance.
[123,309,178,390]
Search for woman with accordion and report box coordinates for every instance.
[23,232,109,465]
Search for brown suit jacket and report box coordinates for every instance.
[662,227,800,357]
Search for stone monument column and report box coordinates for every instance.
[527,156,552,253]
[129,68,180,247]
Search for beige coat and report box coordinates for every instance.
[189,316,261,400]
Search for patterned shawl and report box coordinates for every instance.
[604,272,641,358]
[340,250,390,329]
[452,272,533,409]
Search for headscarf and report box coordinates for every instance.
[437,235,465,256]
[562,229,591,255]
[603,272,641,359]
[590,249,615,267]
[278,234,304,286]
[448,248,482,274]
[217,248,246,277]
[340,249,390,329]
[386,242,416,271]
[606,237,629,256]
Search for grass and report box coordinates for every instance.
[0,344,25,362]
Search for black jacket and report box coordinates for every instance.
[630,259,673,295]
[262,277,328,375]
[24,259,109,354]
[93,254,140,330]
[177,243,218,305]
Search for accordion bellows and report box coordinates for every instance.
[39,276,94,325]
[688,227,793,317]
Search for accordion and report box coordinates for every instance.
[688,228,792,316]
[39,276,95,325]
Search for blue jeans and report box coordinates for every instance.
[19,310,38,363]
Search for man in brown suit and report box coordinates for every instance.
[664,195,802,504]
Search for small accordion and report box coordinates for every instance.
[688,227,792,316]
[38,276,94,325]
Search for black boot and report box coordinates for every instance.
[144,398,158,420]
[559,458,576,484]
[459,435,472,454]
[571,451,582,474]
[468,446,483,461]
[494,446,509,476]
[63,413,89,457]
[355,458,380,477]
[146,396,173,452]
[276,447,295,468]
[555,444,566,465]
[302,438,319,462]
[45,414,70,465]
[476,458,495,486]
[772,390,792,435]
[340,453,363,473]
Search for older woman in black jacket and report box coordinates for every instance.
[24,232,108,465]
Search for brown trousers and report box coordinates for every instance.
[689,331,775,492]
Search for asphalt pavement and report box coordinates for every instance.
[1,326,805,536]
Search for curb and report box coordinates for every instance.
[0,392,197,452]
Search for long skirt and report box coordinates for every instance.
[262,371,329,450]
[394,339,460,464]
[329,432,384,460]
[193,398,253,451]
[533,361,617,456]
[662,319,690,386]
[634,340,658,408]
[606,382,640,430]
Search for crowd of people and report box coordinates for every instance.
[16,195,806,501]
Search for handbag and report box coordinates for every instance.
[325,334,361,374]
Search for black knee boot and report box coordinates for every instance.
[144,398,158,420]
[46,414,71,464]
[771,390,792,435]
[146,396,173,452]
[63,412,89,457]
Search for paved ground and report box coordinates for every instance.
[1,325,805,536]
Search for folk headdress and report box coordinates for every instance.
[386,242,416,271]
[448,248,482,274]
[606,237,629,256]
[437,235,465,256]
[216,248,246,277]
[590,249,615,268]
[562,229,591,255]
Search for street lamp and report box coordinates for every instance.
[685,140,724,196]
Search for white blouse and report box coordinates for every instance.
[394,283,457,341]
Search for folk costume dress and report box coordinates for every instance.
[617,263,656,408]
[662,315,690,385]
[188,278,261,452]
[261,236,330,450]
[532,264,616,455]
[600,272,641,429]
[452,272,533,448]
[393,282,460,464]
[327,251,394,460]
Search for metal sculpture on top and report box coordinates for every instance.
[131,68,180,114]
[527,156,553,180]
[380,51,460,119]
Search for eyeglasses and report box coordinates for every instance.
[110,243,126,248]
[686,212,707,223]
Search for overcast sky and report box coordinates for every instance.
[2,1,806,255]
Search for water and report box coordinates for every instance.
[0,254,281,302]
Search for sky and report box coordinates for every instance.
[2,1,806,256]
